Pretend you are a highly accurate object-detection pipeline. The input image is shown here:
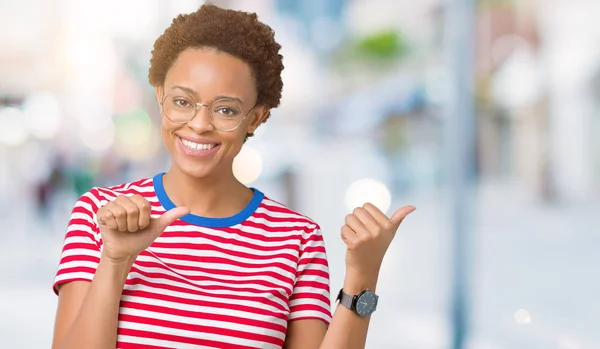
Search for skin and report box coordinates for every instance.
[158,48,269,219]
[51,47,416,349]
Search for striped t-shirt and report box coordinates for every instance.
[53,173,332,349]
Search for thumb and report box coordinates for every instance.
[390,205,416,230]
[153,207,190,234]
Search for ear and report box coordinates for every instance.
[246,106,270,134]
[155,86,163,104]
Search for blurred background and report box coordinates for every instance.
[0,0,599,348]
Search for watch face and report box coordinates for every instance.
[355,290,378,317]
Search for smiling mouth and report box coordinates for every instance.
[179,137,219,151]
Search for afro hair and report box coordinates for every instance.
[149,4,284,136]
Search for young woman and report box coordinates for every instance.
[51,5,415,349]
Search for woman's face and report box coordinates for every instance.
[157,48,267,180]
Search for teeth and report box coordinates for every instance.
[181,138,216,151]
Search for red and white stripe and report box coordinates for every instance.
[54,177,331,349]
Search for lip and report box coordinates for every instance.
[177,134,220,145]
[177,136,220,158]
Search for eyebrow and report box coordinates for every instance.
[171,85,197,96]
[171,86,245,105]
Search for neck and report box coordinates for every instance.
[161,165,253,218]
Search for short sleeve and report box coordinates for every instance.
[53,188,102,295]
[288,227,332,325]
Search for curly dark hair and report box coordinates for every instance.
[149,4,284,137]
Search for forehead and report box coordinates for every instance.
[164,48,256,102]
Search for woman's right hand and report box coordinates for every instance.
[96,194,190,263]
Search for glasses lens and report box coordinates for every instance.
[163,94,196,123]
[210,98,244,131]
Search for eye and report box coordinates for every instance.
[173,98,193,108]
[214,107,241,117]
[217,107,233,115]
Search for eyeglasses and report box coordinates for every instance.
[160,93,255,132]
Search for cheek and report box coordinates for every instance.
[221,130,247,156]
[160,121,169,140]
[160,120,178,146]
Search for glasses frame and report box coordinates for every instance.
[160,93,256,132]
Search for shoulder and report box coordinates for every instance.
[97,176,155,198]
[259,195,319,227]
[257,194,323,238]
[74,177,155,213]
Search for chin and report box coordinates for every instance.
[172,157,215,179]
[172,150,232,180]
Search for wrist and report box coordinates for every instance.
[97,256,135,286]
[343,272,379,294]
[99,253,136,271]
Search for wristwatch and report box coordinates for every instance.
[336,288,379,317]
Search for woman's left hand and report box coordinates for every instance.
[341,203,416,287]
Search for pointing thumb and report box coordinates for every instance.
[154,207,190,234]
[390,206,416,230]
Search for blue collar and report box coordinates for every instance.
[152,173,264,228]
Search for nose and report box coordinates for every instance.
[186,104,214,133]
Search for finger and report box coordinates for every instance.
[345,213,369,237]
[129,194,152,229]
[390,206,416,231]
[105,203,128,232]
[362,203,392,227]
[352,207,380,232]
[151,207,190,237]
[340,224,357,246]
[98,208,118,231]
[116,197,140,232]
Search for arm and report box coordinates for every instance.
[283,226,331,349]
[283,226,376,349]
[318,274,378,349]
[52,192,188,349]
[53,257,134,349]
[284,275,377,349]
[52,189,119,349]
[285,204,415,349]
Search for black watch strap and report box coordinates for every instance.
[336,289,354,310]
